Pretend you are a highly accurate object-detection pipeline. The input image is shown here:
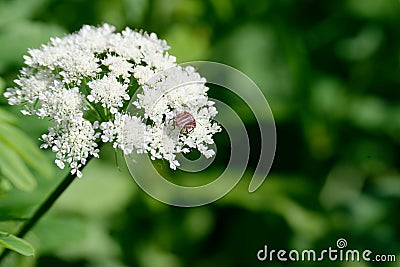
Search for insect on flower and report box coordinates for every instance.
[174,111,196,133]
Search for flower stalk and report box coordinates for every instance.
[0,157,93,262]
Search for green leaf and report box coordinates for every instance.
[0,123,53,179]
[0,214,27,222]
[0,141,36,191]
[0,76,5,95]
[0,176,12,197]
[0,109,17,124]
[0,231,34,256]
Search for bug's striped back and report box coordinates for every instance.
[174,111,196,133]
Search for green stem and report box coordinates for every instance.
[85,100,105,121]
[0,157,94,262]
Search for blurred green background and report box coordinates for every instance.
[0,0,400,266]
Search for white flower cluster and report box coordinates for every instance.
[4,24,220,176]
[132,66,220,169]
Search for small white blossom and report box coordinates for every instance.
[87,76,129,114]
[37,81,86,122]
[41,117,100,177]
[132,65,157,85]
[102,55,133,82]
[100,113,149,154]
[5,68,55,108]
[146,124,181,169]
[135,65,221,167]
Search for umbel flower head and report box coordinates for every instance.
[4,23,220,177]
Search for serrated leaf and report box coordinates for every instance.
[0,123,53,179]
[0,231,34,256]
[0,141,36,191]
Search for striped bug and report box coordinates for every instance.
[174,111,196,134]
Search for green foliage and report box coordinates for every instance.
[0,122,53,180]
[0,231,34,256]
[0,140,36,192]
[0,109,53,193]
